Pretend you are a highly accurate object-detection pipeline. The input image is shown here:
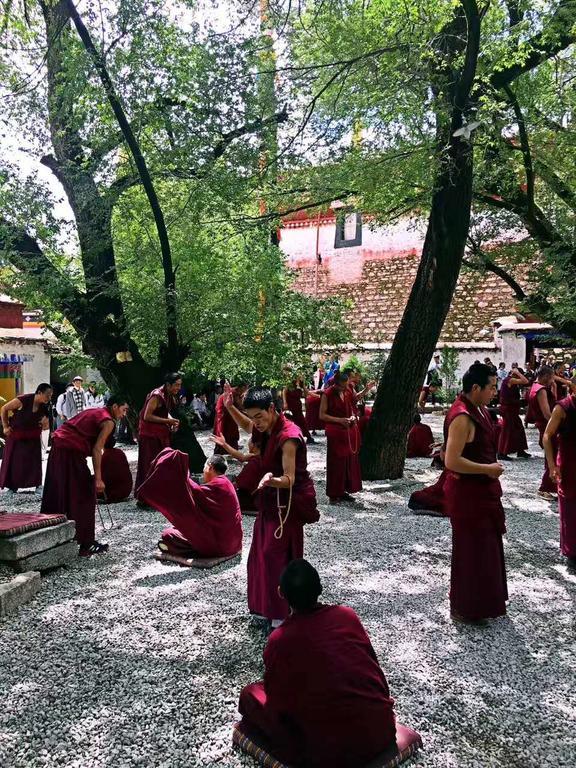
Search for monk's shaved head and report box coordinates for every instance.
[206,454,227,475]
[280,559,322,612]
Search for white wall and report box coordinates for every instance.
[500,333,527,367]
[0,340,51,393]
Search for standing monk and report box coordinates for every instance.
[41,395,128,556]
[135,372,181,497]
[444,364,507,623]
[0,383,52,493]
[213,383,248,454]
[243,387,318,628]
[283,376,314,444]
[544,385,576,568]
[498,366,530,460]
[527,365,557,499]
[320,372,362,503]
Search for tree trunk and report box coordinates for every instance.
[360,2,481,480]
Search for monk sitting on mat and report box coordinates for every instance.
[239,559,397,768]
[406,413,434,458]
[137,450,242,560]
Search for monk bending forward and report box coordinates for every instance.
[137,451,242,558]
[239,559,397,768]
[445,363,507,623]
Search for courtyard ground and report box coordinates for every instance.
[0,414,574,768]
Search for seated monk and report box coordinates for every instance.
[408,469,448,516]
[137,450,242,558]
[100,446,133,503]
[239,559,397,768]
[406,414,434,458]
[210,433,263,512]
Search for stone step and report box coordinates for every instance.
[0,571,41,616]
[0,521,76,561]
[9,541,78,573]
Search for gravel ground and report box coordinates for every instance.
[0,416,575,768]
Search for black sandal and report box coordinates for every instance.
[79,541,109,557]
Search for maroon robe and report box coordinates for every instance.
[528,382,557,493]
[239,604,396,768]
[41,408,114,545]
[136,386,175,495]
[235,456,264,512]
[0,394,49,491]
[285,387,311,439]
[445,395,507,620]
[213,391,241,453]
[101,447,133,502]
[498,376,528,455]
[406,422,434,458]
[305,392,323,432]
[557,395,576,558]
[408,470,448,516]
[247,414,318,620]
[358,405,372,439]
[323,386,362,499]
[138,448,242,557]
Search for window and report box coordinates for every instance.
[334,211,362,248]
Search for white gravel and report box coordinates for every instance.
[0,418,575,768]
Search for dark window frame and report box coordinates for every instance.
[334,211,362,248]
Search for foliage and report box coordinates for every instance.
[439,347,460,393]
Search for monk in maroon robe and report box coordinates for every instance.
[304,390,323,434]
[527,366,557,498]
[213,384,247,454]
[544,388,576,567]
[320,372,362,503]
[239,559,396,767]
[0,383,52,492]
[135,373,181,497]
[210,432,263,512]
[100,447,133,502]
[283,379,313,443]
[408,470,448,516]
[498,368,530,460]
[137,450,242,558]
[444,364,507,623]
[406,414,434,458]
[243,387,319,626]
[40,396,128,556]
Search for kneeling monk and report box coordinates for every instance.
[41,395,128,556]
[0,383,52,493]
[445,364,507,622]
[138,450,242,558]
[243,387,319,627]
[239,559,396,768]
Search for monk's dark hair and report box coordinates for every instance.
[538,364,554,379]
[35,383,52,394]
[243,387,274,411]
[165,371,184,385]
[332,371,349,386]
[462,363,495,393]
[207,454,227,475]
[413,413,421,424]
[106,394,128,408]
[280,559,322,611]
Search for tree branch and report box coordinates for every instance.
[502,84,535,215]
[463,237,526,300]
[534,158,576,213]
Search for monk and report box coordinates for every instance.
[544,386,576,567]
[100,447,133,502]
[238,559,397,768]
[408,469,448,516]
[243,387,318,627]
[527,365,558,499]
[137,451,243,559]
[135,372,181,497]
[210,432,263,512]
[283,377,314,444]
[213,383,248,454]
[40,395,129,556]
[498,366,530,460]
[304,389,323,434]
[444,364,507,623]
[0,383,52,493]
[320,371,362,503]
[406,414,434,458]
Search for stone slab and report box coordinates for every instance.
[0,571,41,616]
[9,541,77,573]
[0,521,76,561]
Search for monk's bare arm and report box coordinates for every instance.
[225,402,253,434]
[319,394,349,427]
[1,397,22,435]
[543,406,565,483]
[510,372,529,386]
[209,434,254,462]
[537,388,552,420]
[92,421,115,492]
[445,415,503,478]
[282,388,289,411]
[143,396,178,427]
[258,440,297,490]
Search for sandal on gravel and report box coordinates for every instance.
[79,541,109,557]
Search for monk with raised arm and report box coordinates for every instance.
[497,365,530,460]
[41,395,128,556]
[0,383,52,493]
[444,364,507,623]
[135,373,181,497]
[544,383,576,568]
[213,382,248,454]
[210,432,263,512]
[527,365,557,499]
[239,559,397,768]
